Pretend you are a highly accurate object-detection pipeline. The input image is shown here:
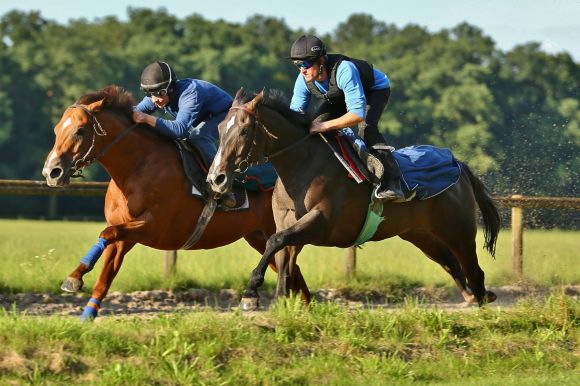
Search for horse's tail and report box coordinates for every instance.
[461,162,501,258]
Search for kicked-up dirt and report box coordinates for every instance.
[0,285,578,318]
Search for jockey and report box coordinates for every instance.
[133,61,232,165]
[288,35,414,202]
[133,61,235,206]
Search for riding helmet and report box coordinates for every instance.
[290,35,327,60]
[140,61,177,92]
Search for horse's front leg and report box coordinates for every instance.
[61,219,150,292]
[60,219,152,320]
[80,240,135,320]
[241,210,324,310]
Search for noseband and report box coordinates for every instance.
[228,105,311,172]
[68,104,138,178]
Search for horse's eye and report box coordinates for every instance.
[75,126,86,137]
[240,127,248,137]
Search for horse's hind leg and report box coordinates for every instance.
[436,229,496,306]
[399,231,475,303]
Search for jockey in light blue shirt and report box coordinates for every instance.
[288,35,413,203]
[290,60,390,118]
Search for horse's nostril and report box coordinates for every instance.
[214,174,226,186]
[49,168,63,179]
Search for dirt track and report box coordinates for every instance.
[1,285,578,318]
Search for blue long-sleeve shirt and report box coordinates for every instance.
[290,61,390,119]
[134,78,233,139]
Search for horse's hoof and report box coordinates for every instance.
[485,290,497,304]
[240,297,259,311]
[61,277,83,293]
[461,292,477,304]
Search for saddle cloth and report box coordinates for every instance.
[335,132,461,200]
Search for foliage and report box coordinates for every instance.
[0,9,578,211]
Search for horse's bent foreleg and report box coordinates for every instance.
[62,219,154,293]
[61,238,108,292]
[242,210,324,309]
[243,231,311,307]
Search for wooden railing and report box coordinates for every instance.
[1,180,579,278]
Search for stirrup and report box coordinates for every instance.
[374,180,415,203]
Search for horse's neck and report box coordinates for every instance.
[259,106,310,158]
[258,106,328,181]
[97,114,171,184]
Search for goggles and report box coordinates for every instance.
[143,62,173,97]
[293,59,315,69]
[144,87,170,98]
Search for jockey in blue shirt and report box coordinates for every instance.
[289,35,414,202]
[133,61,233,166]
[133,61,235,206]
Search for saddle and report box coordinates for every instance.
[330,131,385,185]
[174,140,248,211]
[332,133,462,201]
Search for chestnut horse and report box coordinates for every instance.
[42,85,308,320]
[208,89,501,308]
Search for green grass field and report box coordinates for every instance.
[0,219,577,294]
[1,220,578,385]
[0,294,578,385]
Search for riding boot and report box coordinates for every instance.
[220,191,237,209]
[371,147,415,202]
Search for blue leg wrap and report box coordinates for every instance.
[80,297,101,321]
[80,238,107,270]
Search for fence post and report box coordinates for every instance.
[164,250,178,277]
[345,247,356,279]
[511,195,524,277]
[48,195,57,219]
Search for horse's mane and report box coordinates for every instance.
[76,85,136,121]
[236,88,312,130]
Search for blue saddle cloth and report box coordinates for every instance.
[392,145,461,200]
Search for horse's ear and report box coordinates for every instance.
[233,87,245,106]
[247,89,265,112]
[87,98,105,112]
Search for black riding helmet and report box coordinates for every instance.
[140,61,176,95]
[289,35,327,60]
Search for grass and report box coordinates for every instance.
[0,219,578,294]
[0,293,577,385]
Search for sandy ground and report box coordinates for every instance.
[1,285,578,318]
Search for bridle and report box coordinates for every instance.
[228,105,311,173]
[68,104,139,178]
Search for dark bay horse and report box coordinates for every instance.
[207,89,501,308]
[41,85,308,320]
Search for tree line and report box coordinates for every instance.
[0,8,578,224]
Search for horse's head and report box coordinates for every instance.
[207,88,267,196]
[42,98,107,186]
[42,85,136,186]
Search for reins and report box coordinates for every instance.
[68,104,139,178]
[229,105,312,171]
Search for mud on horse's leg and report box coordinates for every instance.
[61,238,108,293]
